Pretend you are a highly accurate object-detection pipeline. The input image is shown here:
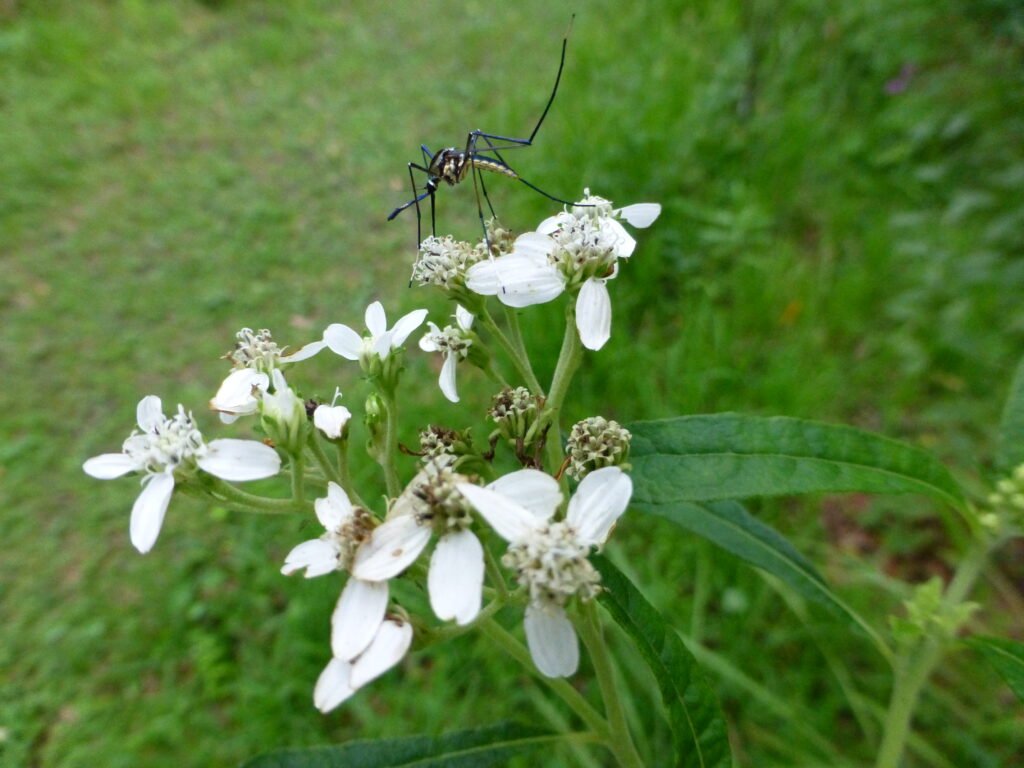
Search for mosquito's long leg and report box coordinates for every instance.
[420,144,433,166]
[478,170,497,220]
[429,189,436,237]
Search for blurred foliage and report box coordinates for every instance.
[1,0,1022,766]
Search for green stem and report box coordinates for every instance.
[578,602,646,768]
[480,305,545,395]
[381,392,401,497]
[306,432,341,485]
[874,537,991,768]
[543,304,584,474]
[479,619,609,740]
[202,478,303,514]
[290,452,306,506]
[484,542,510,601]
[502,305,543,392]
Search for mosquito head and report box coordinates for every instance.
[429,148,467,186]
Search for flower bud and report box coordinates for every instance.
[565,416,631,479]
[488,387,542,449]
[260,371,308,454]
[364,393,387,462]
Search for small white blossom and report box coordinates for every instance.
[83,396,281,553]
[354,459,485,626]
[418,305,475,403]
[210,368,270,424]
[280,301,427,365]
[281,482,389,662]
[313,388,351,440]
[466,191,660,350]
[457,466,632,677]
[313,617,413,713]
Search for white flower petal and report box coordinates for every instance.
[322,324,364,361]
[456,483,544,542]
[279,338,328,363]
[487,469,562,520]
[365,301,387,337]
[428,530,483,625]
[352,515,431,581]
[617,203,661,228]
[331,578,389,661]
[198,439,281,481]
[438,353,459,403]
[83,453,139,479]
[455,305,474,330]
[136,396,164,432]
[281,538,340,578]
[566,466,633,546]
[349,619,413,689]
[600,218,636,258]
[524,603,579,677]
[390,308,429,347]
[130,472,175,554]
[315,482,353,531]
[576,279,612,351]
[372,329,394,359]
[491,258,566,308]
[418,323,442,352]
[313,404,351,440]
[210,368,268,415]
[537,213,571,235]
[511,231,557,263]
[313,657,355,713]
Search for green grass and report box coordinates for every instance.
[2,0,1023,765]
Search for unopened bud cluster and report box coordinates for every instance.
[480,218,516,258]
[419,425,468,460]
[503,521,602,608]
[489,387,542,445]
[228,328,282,372]
[565,416,631,479]
[410,460,474,535]
[983,463,1024,530]
[411,235,481,289]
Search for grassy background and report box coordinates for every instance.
[2,0,1023,765]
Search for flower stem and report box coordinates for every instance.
[381,391,402,498]
[479,305,545,396]
[479,619,609,741]
[578,601,646,768]
[290,452,306,506]
[306,432,341,485]
[484,542,510,601]
[201,478,303,514]
[543,304,584,475]
[874,536,992,768]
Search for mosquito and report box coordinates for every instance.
[387,17,585,253]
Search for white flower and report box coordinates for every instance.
[281,482,389,662]
[280,301,427,365]
[457,466,632,677]
[418,305,475,403]
[313,388,351,440]
[313,617,413,713]
[353,460,484,626]
[83,396,281,554]
[467,191,660,351]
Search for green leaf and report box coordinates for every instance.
[635,499,830,606]
[997,354,1024,472]
[628,414,966,512]
[239,722,560,768]
[594,556,732,768]
[966,636,1024,703]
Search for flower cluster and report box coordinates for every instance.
[84,188,655,714]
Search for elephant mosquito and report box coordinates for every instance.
[387,17,587,253]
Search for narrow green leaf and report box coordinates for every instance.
[239,722,560,768]
[966,636,1024,703]
[997,354,1024,472]
[594,556,732,768]
[629,414,966,512]
[633,499,890,660]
